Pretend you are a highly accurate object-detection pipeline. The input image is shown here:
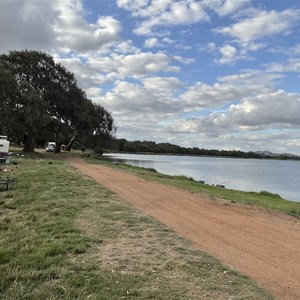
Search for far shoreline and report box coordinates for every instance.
[104,150,300,161]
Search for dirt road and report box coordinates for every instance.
[68,157,300,299]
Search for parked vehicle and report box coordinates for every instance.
[45,142,66,152]
[45,142,56,152]
[0,136,10,163]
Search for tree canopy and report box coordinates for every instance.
[0,50,115,152]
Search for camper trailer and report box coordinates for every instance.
[0,136,9,162]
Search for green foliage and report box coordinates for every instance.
[146,167,157,172]
[176,174,196,182]
[0,50,115,152]
[0,63,19,136]
[259,191,282,198]
[94,145,104,154]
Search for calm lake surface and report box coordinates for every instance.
[104,153,300,203]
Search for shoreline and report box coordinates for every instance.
[103,152,300,204]
[105,150,300,161]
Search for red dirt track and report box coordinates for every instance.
[68,157,300,299]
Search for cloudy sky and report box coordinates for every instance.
[1,0,300,154]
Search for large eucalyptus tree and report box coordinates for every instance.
[0,50,115,152]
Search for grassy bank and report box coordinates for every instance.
[88,156,300,219]
[0,154,273,299]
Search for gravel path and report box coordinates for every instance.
[68,157,300,299]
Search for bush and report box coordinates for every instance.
[94,145,104,155]
[260,191,282,198]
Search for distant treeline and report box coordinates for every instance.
[114,139,300,160]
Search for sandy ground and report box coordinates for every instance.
[67,157,300,299]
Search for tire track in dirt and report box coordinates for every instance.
[68,157,300,299]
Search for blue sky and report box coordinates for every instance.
[1,0,300,154]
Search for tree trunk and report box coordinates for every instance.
[54,141,62,153]
[54,131,62,153]
[65,135,76,151]
[22,133,35,152]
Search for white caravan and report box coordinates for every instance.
[0,136,9,160]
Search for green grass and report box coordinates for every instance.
[87,156,300,219]
[0,154,273,299]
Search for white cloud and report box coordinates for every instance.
[214,43,257,64]
[0,0,57,53]
[267,43,300,56]
[116,0,150,12]
[92,70,279,125]
[215,9,300,46]
[169,116,300,153]
[179,71,276,109]
[0,0,122,54]
[88,69,280,134]
[143,76,184,93]
[173,55,195,64]
[174,43,193,50]
[206,42,218,52]
[177,90,300,138]
[265,58,300,73]
[144,37,160,48]
[96,78,183,119]
[56,56,112,89]
[57,51,182,91]
[162,37,176,44]
[202,0,251,16]
[118,0,209,35]
[109,40,140,55]
[144,37,177,48]
[226,90,300,127]
[199,42,218,54]
[217,44,238,64]
[112,52,181,76]
[85,87,103,99]
[217,0,252,16]
[166,89,300,154]
[117,0,175,18]
[53,2,122,53]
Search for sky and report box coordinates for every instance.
[1,0,300,155]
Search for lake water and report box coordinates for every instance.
[104,153,300,203]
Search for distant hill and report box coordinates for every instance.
[255,151,299,158]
